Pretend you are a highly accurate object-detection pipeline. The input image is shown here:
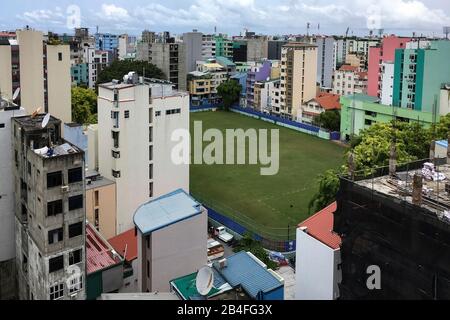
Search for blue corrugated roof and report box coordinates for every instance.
[216,251,283,299]
[133,189,202,235]
[216,56,235,67]
[437,140,448,148]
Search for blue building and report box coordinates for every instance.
[95,33,119,52]
[171,251,285,300]
[230,72,247,107]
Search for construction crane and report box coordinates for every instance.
[345,27,350,39]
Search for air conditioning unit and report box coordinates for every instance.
[69,293,78,300]
[61,186,70,193]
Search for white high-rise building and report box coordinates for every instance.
[380,62,394,106]
[97,74,190,233]
[0,99,26,299]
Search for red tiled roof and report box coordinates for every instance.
[339,65,358,72]
[357,71,368,79]
[314,93,341,110]
[108,228,138,262]
[86,224,122,274]
[299,202,341,249]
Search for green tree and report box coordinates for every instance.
[97,60,165,86]
[71,87,98,125]
[233,233,278,270]
[313,110,340,131]
[217,80,242,110]
[308,169,341,214]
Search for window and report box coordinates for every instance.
[47,171,62,188]
[155,111,161,117]
[149,146,153,161]
[58,52,63,61]
[0,123,5,128]
[47,200,63,216]
[49,255,64,273]
[124,110,130,118]
[149,109,153,123]
[149,182,153,198]
[166,109,181,115]
[149,127,153,143]
[149,164,153,180]
[69,222,83,238]
[112,131,119,148]
[48,228,63,245]
[112,150,120,159]
[69,195,83,211]
[94,209,99,228]
[68,275,83,294]
[112,170,121,178]
[94,191,99,206]
[69,249,82,265]
[68,167,83,184]
[49,283,64,300]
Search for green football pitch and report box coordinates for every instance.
[190,111,345,240]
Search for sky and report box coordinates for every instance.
[1,0,450,37]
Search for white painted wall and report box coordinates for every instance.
[295,227,341,300]
[0,107,26,262]
[381,62,394,106]
[98,82,190,234]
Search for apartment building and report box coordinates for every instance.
[13,114,86,300]
[82,47,110,89]
[300,92,340,124]
[333,65,368,96]
[253,79,278,113]
[268,40,288,60]
[97,75,190,234]
[188,71,214,106]
[195,59,228,99]
[118,34,136,61]
[85,171,117,240]
[134,189,207,292]
[148,42,187,91]
[215,34,233,59]
[0,28,72,124]
[202,34,216,59]
[0,99,26,299]
[246,61,271,109]
[367,35,411,98]
[141,30,156,44]
[315,36,336,89]
[183,30,203,73]
[279,42,318,120]
[95,33,119,53]
[246,37,269,62]
[393,40,450,112]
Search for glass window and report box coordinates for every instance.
[68,167,83,184]
[47,200,63,216]
[68,222,83,238]
[69,195,83,211]
[47,172,62,188]
[49,255,64,273]
[48,228,63,245]
[69,249,82,265]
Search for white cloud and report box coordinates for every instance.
[17,8,65,25]
[99,4,130,20]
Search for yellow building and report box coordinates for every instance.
[188,71,214,106]
[280,42,318,120]
[85,172,117,239]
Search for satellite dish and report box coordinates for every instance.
[12,87,20,101]
[41,113,50,128]
[196,266,214,296]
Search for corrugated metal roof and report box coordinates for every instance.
[86,223,123,274]
[133,189,202,235]
[216,251,283,299]
[108,228,138,262]
[437,140,448,148]
[299,202,341,250]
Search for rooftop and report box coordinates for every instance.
[101,292,179,300]
[282,42,317,48]
[85,171,115,190]
[108,228,138,262]
[299,202,342,250]
[339,65,359,72]
[353,160,450,224]
[342,93,380,103]
[86,223,123,274]
[215,251,284,300]
[133,189,203,236]
[312,93,341,110]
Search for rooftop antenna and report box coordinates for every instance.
[306,22,310,37]
[196,266,214,297]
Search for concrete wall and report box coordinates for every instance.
[86,182,117,239]
[316,37,335,88]
[0,45,12,99]
[183,32,203,73]
[17,30,45,115]
[295,228,341,300]
[46,45,72,125]
[381,62,394,106]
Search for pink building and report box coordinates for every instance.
[367,36,411,97]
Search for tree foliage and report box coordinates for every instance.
[71,87,98,125]
[217,80,242,110]
[308,169,341,214]
[233,233,278,270]
[314,110,340,132]
[97,60,165,86]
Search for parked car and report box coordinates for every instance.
[214,226,234,243]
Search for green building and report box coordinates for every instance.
[340,94,436,140]
[393,40,450,112]
[71,63,89,86]
[215,35,233,59]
